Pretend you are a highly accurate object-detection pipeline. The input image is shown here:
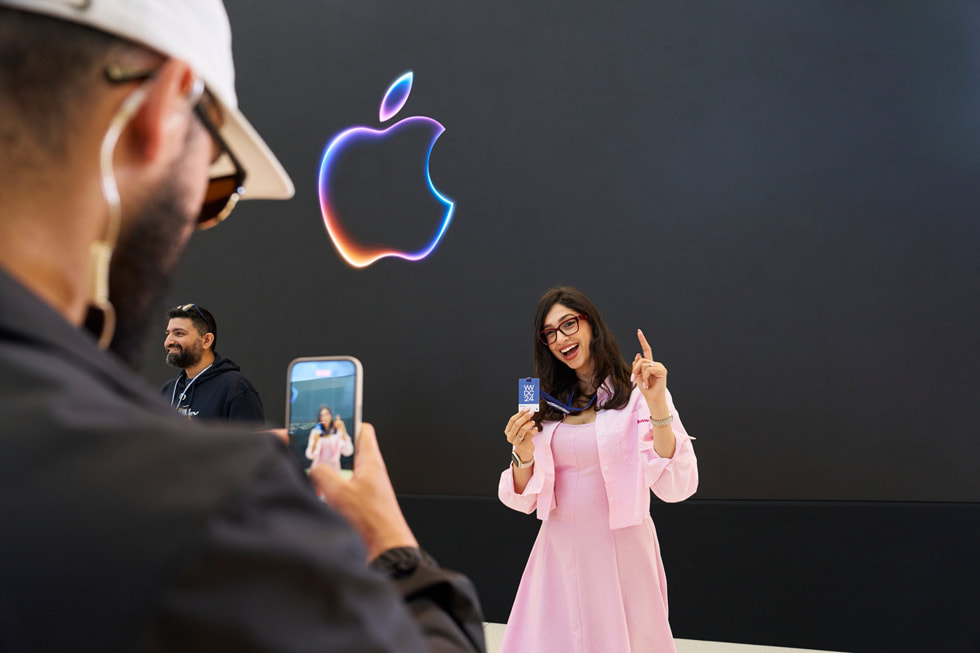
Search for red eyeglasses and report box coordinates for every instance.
[539,314,587,345]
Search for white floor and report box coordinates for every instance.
[482,623,846,653]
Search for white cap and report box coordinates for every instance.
[0,0,294,201]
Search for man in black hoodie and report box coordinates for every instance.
[161,303,264,423]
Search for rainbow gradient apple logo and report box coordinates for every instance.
[317,71,455,268]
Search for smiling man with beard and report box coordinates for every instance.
[161,303,264,423]
[0,1,485,651]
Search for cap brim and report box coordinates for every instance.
[220,102,295,201]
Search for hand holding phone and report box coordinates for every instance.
[287,356,418,560]
[308,423,418,561]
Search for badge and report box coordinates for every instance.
[518,377,540,412]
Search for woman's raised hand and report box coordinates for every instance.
[334,415,348,435]
[632,329,668,407]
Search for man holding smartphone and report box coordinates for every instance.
[0,2,484,651]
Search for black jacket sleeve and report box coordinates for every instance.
[374,550,486,653]
[137,450,486,652]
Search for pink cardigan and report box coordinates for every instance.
[498,383,698,529]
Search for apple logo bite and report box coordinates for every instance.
[318,71,455,268]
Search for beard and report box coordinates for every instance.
[165,340,203,370]
[94,173,197,370]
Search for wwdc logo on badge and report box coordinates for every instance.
[317,71,455,268]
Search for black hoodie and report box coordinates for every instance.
[160,354,264,424]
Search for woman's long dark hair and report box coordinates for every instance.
[317,405,337,435]
[532,287,633,425]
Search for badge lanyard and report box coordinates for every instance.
[170,363,213,408]
[540,388,597,415]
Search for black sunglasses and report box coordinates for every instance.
[104,65,246,229]
[175,303,213,334]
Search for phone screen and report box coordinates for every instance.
[286,356,362,477]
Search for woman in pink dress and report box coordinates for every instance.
[305,405,354,471]
[498,287,699,653]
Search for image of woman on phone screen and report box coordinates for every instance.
[306,405,353,471]
[498,286,699,652]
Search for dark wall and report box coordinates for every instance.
[143,1,980,501]
[401,496,980,652]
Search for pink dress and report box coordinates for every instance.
[500,421,676,653]
[306,430,354,470]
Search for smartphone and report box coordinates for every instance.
[286,356,362,477]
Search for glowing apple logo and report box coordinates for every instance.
[318,71,455,268]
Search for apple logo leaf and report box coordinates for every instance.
[380,71,414,122]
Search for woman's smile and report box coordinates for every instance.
[558,341,580,361]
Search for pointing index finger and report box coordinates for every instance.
[637,329,653,360]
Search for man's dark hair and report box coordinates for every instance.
[167,304,218,353]
[0,7,146,163]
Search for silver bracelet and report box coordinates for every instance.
[650,412,673,427]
